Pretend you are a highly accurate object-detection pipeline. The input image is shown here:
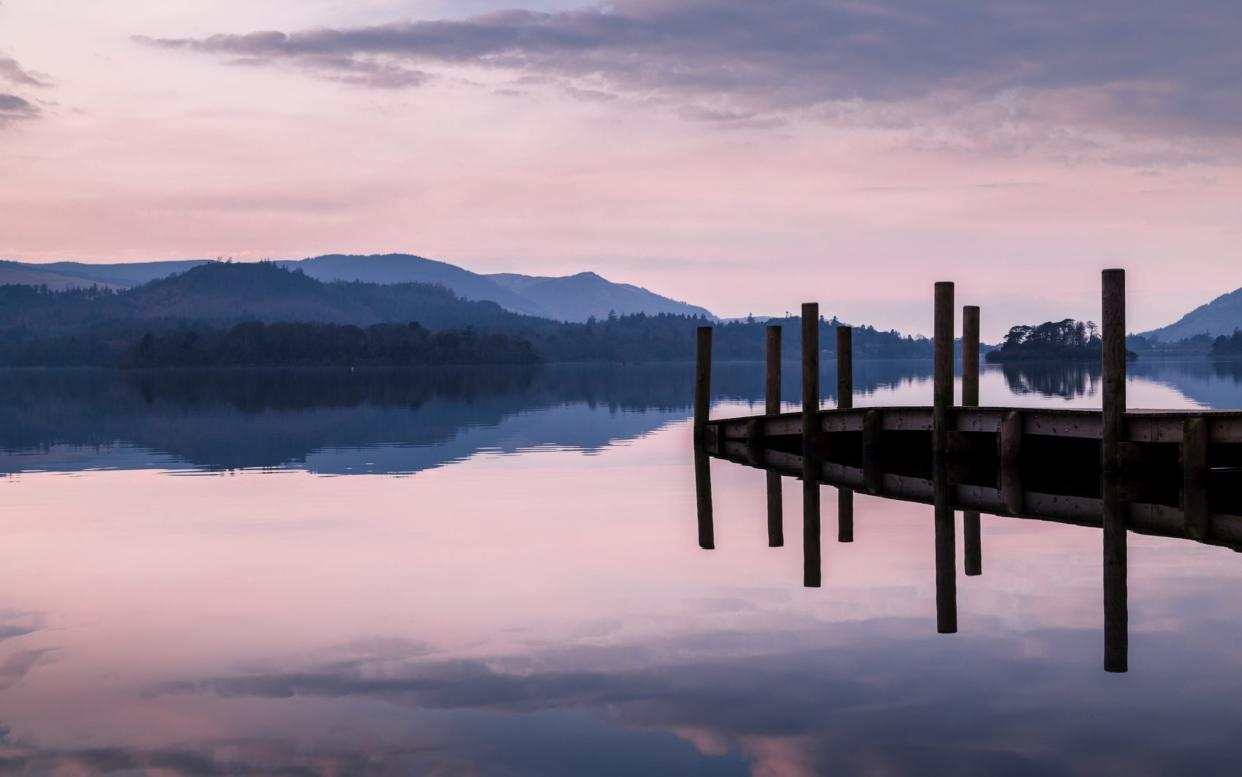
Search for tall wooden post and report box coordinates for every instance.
[962,306,980,408]
[766,325,784,547]
[1101,270,1126,473]
[961,305,981,575]
[802,304,819,454]
[836,326,853,410]
[694,326,713,445]
[766,325,782,416]
[933,283,955,457]
[802,303,821,587]
[1101,269,1127,672]
[836,325,855,542]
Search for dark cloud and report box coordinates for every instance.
[0,54,48,126]
[0,56,49,89]
[137,0,1242,141]
[0,93,36,121]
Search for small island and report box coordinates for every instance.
[987,318,1136,362]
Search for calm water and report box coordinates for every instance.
[2,360,1242,775]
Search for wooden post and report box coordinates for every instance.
[962,305,980,408]
[836,326,853,410]
[767,471,784,547]
[961,306,981,576]
[766,325,784,547]
[963,511,982,576]
[1101,269,1127,671]
[802,303,821,587]
[694,326,713,445]
[1102,270,1126,474]
[933,283,954,457]
[1103,474,1128,672]
[999,409,1023,514]
[836,325,855,543]
[695,448,714,550]
[1183,417,1209,541]
[934,459,958,634]
[766,325,782,417]
[802,303,819,455]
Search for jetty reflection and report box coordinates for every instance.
[693,440,1235,672]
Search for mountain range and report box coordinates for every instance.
[0,253,713,323]
[1139,287,1242,342]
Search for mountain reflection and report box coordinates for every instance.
[0,362,933,475]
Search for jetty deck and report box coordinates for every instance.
[690,271,1242,672]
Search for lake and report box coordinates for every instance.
[2,359,1242,775]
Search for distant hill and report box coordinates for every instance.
[0,253,713,323]
[1140,287,1242,342]
[0,261,526,334]
[488,271,713,321]
[280,254,547,317]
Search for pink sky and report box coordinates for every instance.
[1,1,1239,339]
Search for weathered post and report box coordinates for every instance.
[802,303,821,587]
[962,306,980,408]
[836,326,853,410]
[802,304,820,453]
[766,325,782,417]
[933,283,955,457]
[1101,270,1126,473]
[836,325,855,542]
[695,448,714,550]
[1101,269,1127,672]
[694,326,713,446]
[766,324,784,547]
[961,306,981,575]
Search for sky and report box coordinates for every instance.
[0,0,1239,339]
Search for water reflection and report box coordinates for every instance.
[4,360,1242,774]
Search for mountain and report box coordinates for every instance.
[280,254,548,317]
[0,254,713,322]
[488,271,713,322]
[0,261,526,333]
[1140,287,1242,342]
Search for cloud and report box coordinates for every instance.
[0,56,50,89]
[136,0,1242,146]
[0,54,49,126]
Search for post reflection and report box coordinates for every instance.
[803,473,822,588]
[933,457,958,634]
[695,439,1157,674]
[963,511,982,576]
[766,471,784,547]
[694,447,714,550]
[838,488,854,543]
[1103,474,1128,673]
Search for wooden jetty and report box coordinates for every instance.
[692,269,1242,673]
